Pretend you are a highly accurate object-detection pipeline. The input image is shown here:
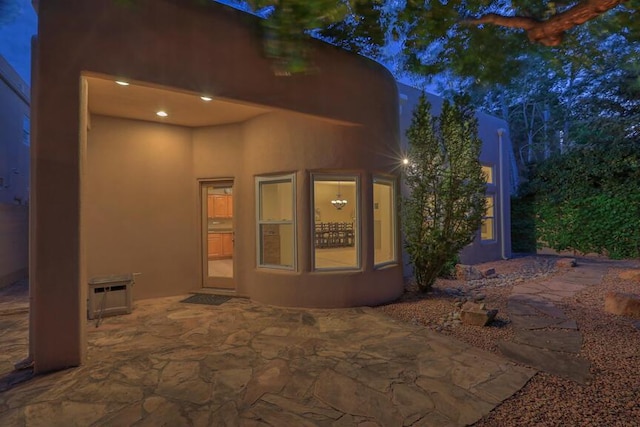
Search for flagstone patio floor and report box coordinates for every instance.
[0,284,535,426]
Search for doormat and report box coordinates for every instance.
[180,294,231,306]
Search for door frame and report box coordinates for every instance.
[200,179,235,290]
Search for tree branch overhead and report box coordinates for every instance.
[464,0,628,46]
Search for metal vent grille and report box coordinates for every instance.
[88,274,134,320]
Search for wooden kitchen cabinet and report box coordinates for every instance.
[207,233,222,258]
[209,194,233,218]
[207,195,214,218]
[226,196,233,217]
[222,233,233,256]
[208,232,233,258]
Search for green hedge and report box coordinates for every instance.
[511,195,537,253]
[521,142,640,259]
[535,192,640,258]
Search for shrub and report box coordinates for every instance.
[402,94,486,291]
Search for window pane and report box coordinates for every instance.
[374,179,396,265]
[259,224,294,267]
[313,177,358,269]
[482,166,493,184]
[259,180,293,221]
[256,175,295,270]
[481,195,495,241]
[23,116,30,146]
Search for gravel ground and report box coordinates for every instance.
[375,256,640,426]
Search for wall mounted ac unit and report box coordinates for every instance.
[88,274,135,320]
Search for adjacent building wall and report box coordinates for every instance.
[0,54,29,288]
[397,83,512,266]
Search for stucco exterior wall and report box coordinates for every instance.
[0,54,29,288]
[397,83,512,266]
[86,110,402,307]
[86,115,197,299]
[241,112,401,307]
[33,0,402,370]
[0,204,28,288]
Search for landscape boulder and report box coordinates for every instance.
[556,258,577,268]
[618,270,640,282]
[455,264,483,281]
[604,291,640,319]
[481,268,496,278]
[460,301,498,326]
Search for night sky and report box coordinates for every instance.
[0,0,36,84]
[0,1,417,90]
[0,1,248,86]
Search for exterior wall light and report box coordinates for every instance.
[402,158,409,165]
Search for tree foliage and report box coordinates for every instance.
[402,94,486,292]
[229,0,639,84]
[458,32,640,182]
[525,141,640,258]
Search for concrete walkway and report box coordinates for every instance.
[498,258,612,384]
[0,286,534,426]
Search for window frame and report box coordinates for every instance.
[481,194,496,242]
[373,175,398,268]
[255,173,297,271]
[311,173,361,272]
[22,115,30,147]
[482,164,494,186]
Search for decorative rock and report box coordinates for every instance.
[556,258,577,268]
[474,293,486,302]
[460,301,498,326]
[604,291,640,318]
[481,268,496,278]
[618,270,640,282]
[455,264,484,281]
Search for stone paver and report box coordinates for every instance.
[0,283,534,426]
[497,341,592,384]
[500,258,613,384]
[513,329,583,354]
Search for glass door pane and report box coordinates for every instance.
[202,181,234,289]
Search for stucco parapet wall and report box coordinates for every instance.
[0,54,29,104]
[37,0,398,128]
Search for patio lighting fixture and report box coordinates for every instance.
[402,158,409,165]
[331,181,348,210]
[200,95,213,102]
[156,110,168,117]
[115,80,130,86]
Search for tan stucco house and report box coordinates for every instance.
[30,0,404,372]
[29,0,515,373]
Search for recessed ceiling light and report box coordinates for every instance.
[200,96,213,102]
[156,111,168,117]
[115,81,130,86]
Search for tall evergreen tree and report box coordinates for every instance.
[402,94,486,291]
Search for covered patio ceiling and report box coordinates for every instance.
[84,74,273,128]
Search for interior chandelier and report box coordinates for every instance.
[331,181,348,210]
